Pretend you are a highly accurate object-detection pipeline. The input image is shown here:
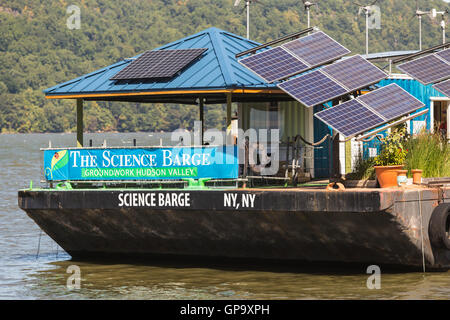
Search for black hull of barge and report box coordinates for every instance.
[18,188,450,270]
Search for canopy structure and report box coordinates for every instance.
[44,27,294,147]
[44,27,288,105]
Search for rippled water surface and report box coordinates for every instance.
[1,133,449,300]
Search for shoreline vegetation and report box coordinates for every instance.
[1,0,448,134]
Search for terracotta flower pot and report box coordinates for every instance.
[412,169,423,185]
[374,165,404,188]
[397,169,408,187]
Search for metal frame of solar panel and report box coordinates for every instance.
[397,49,450,85]
[433,78,450,97]
[238,31,350,83]
[314,84,425,138]
[110,48,207,80]
[278,55,388,108]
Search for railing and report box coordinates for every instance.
[41,133,331,190]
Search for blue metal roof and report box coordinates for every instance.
[44,27,276,97]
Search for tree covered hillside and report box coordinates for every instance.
[1,0,449,133]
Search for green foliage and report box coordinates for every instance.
[374,126,408,166]
[0,0,449,133]
[348,130,450,180]
[345,155,376,180]
[404,132,450,178]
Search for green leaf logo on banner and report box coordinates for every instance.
[51,150,69,171]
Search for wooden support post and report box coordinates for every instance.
[76,98,83,147]
[332,130,341,179]
[226,92,232,128]
[199,97,204,145]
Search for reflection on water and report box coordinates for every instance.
[0,133,449,300]
[21,259,450,300]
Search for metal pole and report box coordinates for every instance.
[246,1,250,39]
[419,15,422,51]
[307,7,310,28]
[199,97,204,145]
[443,21,446,44]
[366,10,369,56]
[76,98,83,147]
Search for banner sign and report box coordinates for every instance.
[43,146,238,181]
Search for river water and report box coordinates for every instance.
[1,133,449,300]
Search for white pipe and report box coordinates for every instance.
[419,15,422,51]
[307,7,310,28]
[246,1,250,39]
[365,10,369,56]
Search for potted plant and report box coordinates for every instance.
[374,126,408,188]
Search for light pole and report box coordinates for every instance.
[234,0,252,39]
[302,1,318,28]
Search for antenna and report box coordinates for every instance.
[234,0,260,39]
[414,0,431,51]
[354,0,379,57]
[430,8,449,44]
[302,1,319,28]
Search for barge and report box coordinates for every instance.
[18,184,450,269]
[17,27,450,270]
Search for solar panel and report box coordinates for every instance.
[282,31,350,67]
[238,46,309,83]
[314,99,385,137]
[358,84,425,119]
[277,55,387,107]
[397,54,450,85]
[277,70,348,107]
[110,48,207,80]
[435,48,450,64]
[314,84,425,137]
[321,55,388,91]
[433,79,450,97]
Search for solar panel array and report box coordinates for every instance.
[433,79,450,97]
[238,47,309,83]
[314,99,385,137]
[397,48,450,85]
[278,55,388,108]
[238,31,350,83]
[435,48,450,63]
[278,70,348,107]
[321,55,388,91]
[314,84,425,137]
[111,48,207,80]
[282,31,351,67]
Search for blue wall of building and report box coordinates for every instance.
[313,104,332,178]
